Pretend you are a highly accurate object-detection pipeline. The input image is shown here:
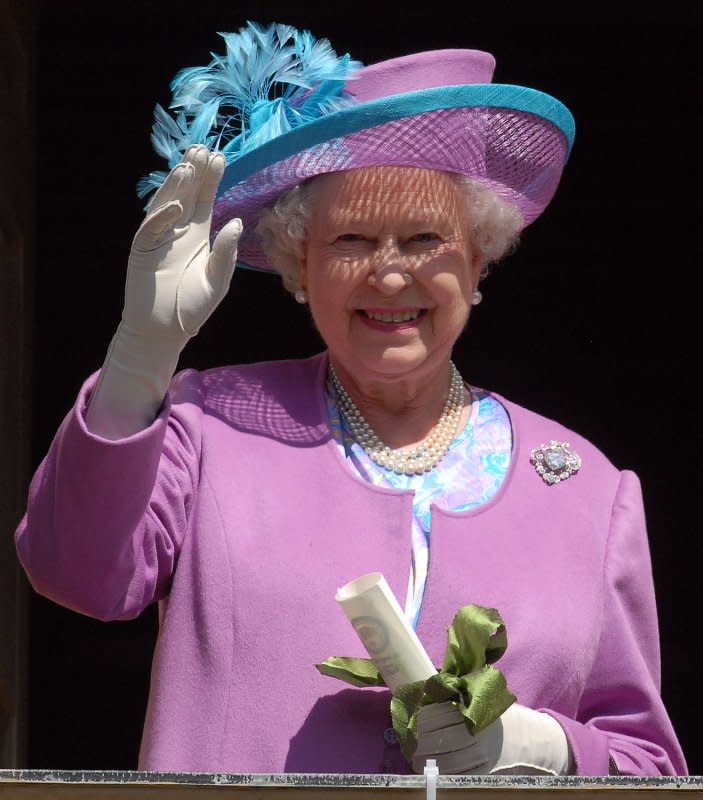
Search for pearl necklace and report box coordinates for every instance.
[329,362,467,476]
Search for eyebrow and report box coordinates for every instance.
[323,210,453,227]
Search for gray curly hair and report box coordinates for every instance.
[255,172,524,294]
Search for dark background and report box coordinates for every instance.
[27,3,701,772]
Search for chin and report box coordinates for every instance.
[344,349,446,384]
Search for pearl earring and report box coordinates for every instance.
[471,289,483,306]
[294,289,308,304]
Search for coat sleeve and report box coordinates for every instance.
[547,470,688,775]
[14,368,204,622]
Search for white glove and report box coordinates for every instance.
[412,701,572,775]
[86,144,242,439]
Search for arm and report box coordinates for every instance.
[549,470,688,775]
[15,144,241,620]
[15,368,204,622]
[86,144,241,439]
[412,471,687,776]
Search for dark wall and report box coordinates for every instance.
[28,3,701,772]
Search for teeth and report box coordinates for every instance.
[365,310,420,322]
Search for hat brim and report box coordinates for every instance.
[212,83,575,272]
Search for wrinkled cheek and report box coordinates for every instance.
[437,301,472,339]
[326,259,371,283]
[309,307,354,346]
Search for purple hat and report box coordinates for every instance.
[138,21,575,272]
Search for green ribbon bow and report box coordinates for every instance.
[316,604,516,761]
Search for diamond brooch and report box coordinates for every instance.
[530,440,582,485]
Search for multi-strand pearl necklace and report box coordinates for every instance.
[329,361,467,476]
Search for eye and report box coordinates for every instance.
[336,233,366,242]
[411,232,440,243]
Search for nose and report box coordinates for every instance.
[368,259,414,295]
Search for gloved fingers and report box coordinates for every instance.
[144,160,194,217]
[412,745,489,775]
[206,217,243,295]
[175,144,211,223]
[417,701,466,734]
[415,720,476,757]
[134,147,214,252]
[442,748,491,774]
[413,701,492,774]
[132,200,184,253]
[175,241,210,336]
[174,218,241,336]
[191,151,227,227]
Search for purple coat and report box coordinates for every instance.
[15,352,687,775]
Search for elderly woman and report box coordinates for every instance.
[15,22,686,776]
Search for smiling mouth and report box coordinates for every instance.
[360,309,425,323]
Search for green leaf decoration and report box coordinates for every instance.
[424,670,460,702]
[442,604,508,675]
[315,656,387,687]
[454,665,515,732]
[316,603,517,762]
[390,681,425,760]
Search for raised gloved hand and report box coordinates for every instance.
[86,144,242,439]
[411,701,572,776]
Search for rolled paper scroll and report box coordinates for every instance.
[336,572,437,692]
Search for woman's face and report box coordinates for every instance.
[299,166,483,389]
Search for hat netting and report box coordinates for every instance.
[212,106,569,271]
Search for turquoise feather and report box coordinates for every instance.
[137,21,363,200]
